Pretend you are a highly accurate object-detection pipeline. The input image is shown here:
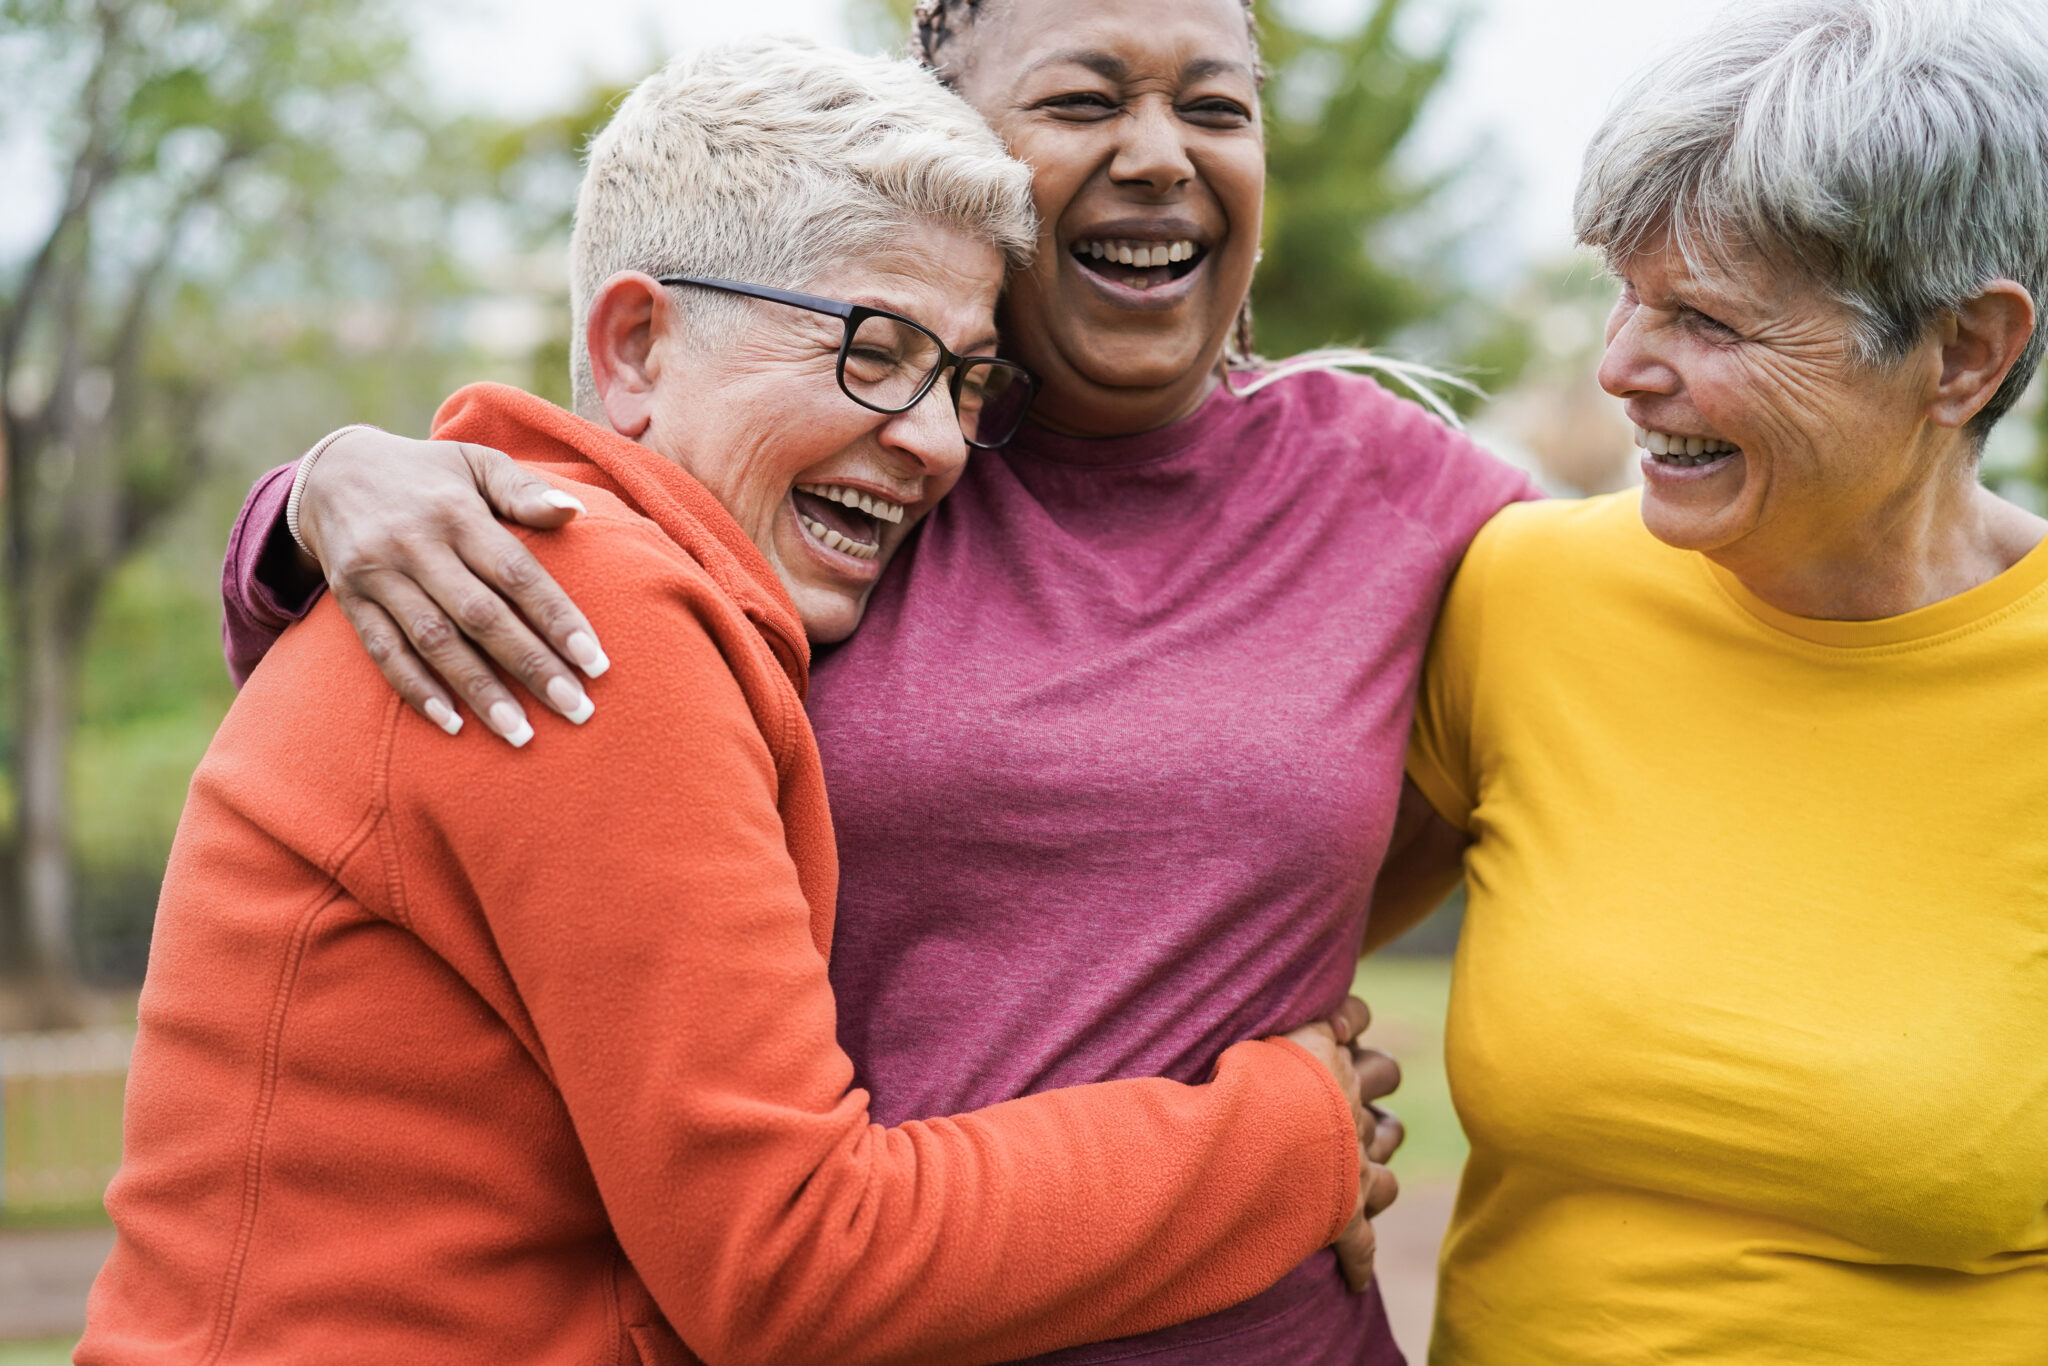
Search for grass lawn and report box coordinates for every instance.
[1352,954,1465,1181]
[2,1074,123,1226]
[0,1340,74,1365]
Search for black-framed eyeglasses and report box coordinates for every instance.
[659,275,1037,450]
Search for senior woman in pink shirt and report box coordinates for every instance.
[215,1,1533,1361]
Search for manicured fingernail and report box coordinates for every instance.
[566,631,610,678]
[489,701,534,748]
[541,489,586,514]
[424,698,463,736]
[546,676,594,724]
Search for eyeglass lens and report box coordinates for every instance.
[844,314,1029,448]
[844,314,942,410]
[956,360,1031,448]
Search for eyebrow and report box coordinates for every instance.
[1182,57,1252,83]
[1022,50,1253,84]
[1025,49,1126,81]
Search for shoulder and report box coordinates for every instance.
[509,462,716,601]
[1244,365,1542,542]
[503,462,767,688]
[1469,488,1666,579]
[1447,490,1710,660]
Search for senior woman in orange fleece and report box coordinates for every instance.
[80,39,1390,1366]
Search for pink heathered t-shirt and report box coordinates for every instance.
[220,368,1535,1365]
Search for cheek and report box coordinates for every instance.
[993,120,1090,225]
[1206,144,1266,237]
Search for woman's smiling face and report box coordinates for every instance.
[947,0,1265,438]
[1597,233,1945,570]
[593,222,1006,644]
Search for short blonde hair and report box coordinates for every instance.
[569,36,1037,415]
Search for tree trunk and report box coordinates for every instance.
[8,563,87,1026]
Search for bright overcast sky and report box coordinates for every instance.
[0,0,1730,271]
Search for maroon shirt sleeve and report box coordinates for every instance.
[221,462,327,686]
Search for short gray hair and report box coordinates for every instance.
[1575,0,2048,434]
[569,36,1036,415]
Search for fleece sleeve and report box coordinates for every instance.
[220,462,323,687]
[389,516,1360,1366]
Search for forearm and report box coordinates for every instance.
[1362,776,1470,955]
[221,461,325,685]
[694,1040,1356,1366]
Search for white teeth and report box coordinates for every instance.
[1073,239,1203,270]
[795,482,905,525]
[1632,427,1741,466]
[799,514,879,560]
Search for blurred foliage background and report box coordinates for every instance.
[1,0,2043,1018]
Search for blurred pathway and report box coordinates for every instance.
[1375,1180,1455,1365]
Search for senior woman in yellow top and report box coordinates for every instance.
[1372,0,2048,1361]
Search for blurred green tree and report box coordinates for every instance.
[0,0,447,1018]
[845,0,1482,364]
[1252,0,1472,359]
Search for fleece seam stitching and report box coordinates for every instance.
[371,694,412,931]
[198,801,385,1366]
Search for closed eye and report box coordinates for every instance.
[1681,306,1738,338]
[1040,91,1118,118]
[1181,97,1252,126]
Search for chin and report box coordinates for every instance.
[1069,329,1214,392]
[1639,484,1767,554]
[1638,452,1767,552]
[792,588,870,645]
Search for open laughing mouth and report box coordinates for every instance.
[1070,237,1209,292]
[789,481,907,562]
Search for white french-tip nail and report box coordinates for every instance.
[541,489,586,514]
[546,676,595,724]
[566,631,610,678]
[490,702,534,748]
[424,698,463,736]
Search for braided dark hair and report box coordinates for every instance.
[910,0,1265,363]
[912,0,1264,84]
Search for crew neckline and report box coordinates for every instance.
[1701,530,2048,649]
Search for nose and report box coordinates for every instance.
[1108,97,1194,195]
[1597,296,1680,401]
[875,378,970,484]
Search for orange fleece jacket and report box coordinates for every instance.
[80,384,1358,1366]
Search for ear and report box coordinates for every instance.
[586,272,680,439]
[1929,280,2037,430]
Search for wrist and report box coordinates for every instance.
[286,424,380,565]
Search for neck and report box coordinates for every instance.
[1020,348,1226,439]
[1712,473,2048,621]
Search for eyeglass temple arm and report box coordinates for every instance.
[657,275,856,321]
